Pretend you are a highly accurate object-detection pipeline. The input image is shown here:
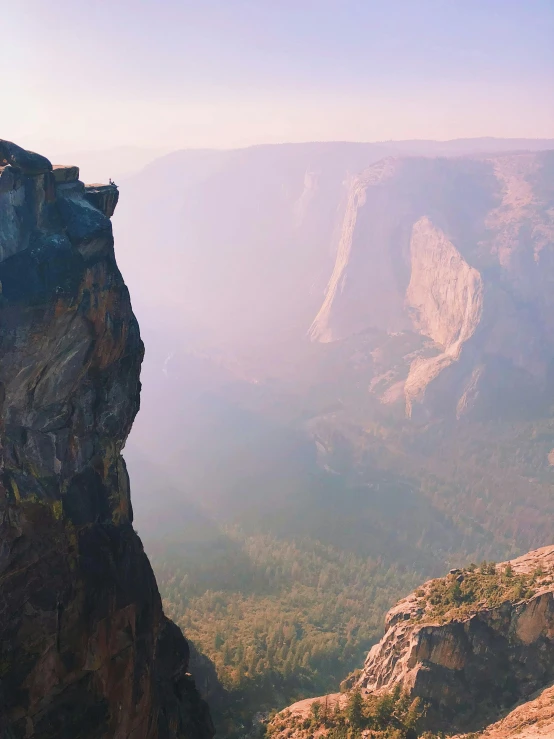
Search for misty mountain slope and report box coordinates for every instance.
[120,143,554,561]
[126,347,504,573]
[114,139,554,585]
[310,151,554,421]
[111,140,554,734]
[113,139,554,351]
[114,142,394,347]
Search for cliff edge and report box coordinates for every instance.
[357,545,554,733]
[0,140,213,739]
[267,545,554,738]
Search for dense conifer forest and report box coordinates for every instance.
[151,529,422,735]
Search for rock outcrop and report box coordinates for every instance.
[310,152,554,421]
[357,545,554,733]
[268,547,554,738]
[404,216,484,418]
[0,141,213,739]
[308,158,404,343]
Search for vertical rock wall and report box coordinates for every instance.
[0,140,213,739]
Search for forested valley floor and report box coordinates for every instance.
[151,529,421,737]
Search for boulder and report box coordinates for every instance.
[0,138,52,174]
[52,163,80,183]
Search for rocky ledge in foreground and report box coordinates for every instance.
[358,545,554,733]
[0,140,213,739]
[268,545,554,738]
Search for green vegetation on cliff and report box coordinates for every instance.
[267,687,438,739]
[413,561,553,625]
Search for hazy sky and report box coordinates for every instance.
[3,0,553,153]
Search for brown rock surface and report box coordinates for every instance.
[357,546,554,733]
[0,140,213,739]
[85,183,120,218]
[52,164,80,183]
[268,548,554,738]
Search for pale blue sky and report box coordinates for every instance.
[2,0,553,151]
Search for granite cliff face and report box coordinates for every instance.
[112,139,554,352]
[0,140,213,739]
[357,545,554,733]
[309,152,554,421]
[267,546,554,738]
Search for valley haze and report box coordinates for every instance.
[2,1,554,737]
[2,122,554,739]
[110,135,554,734]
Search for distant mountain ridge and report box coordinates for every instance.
[114,140,554,419]
[309,151,554,421]
[112,136,554,557]
[110,138,554,733]
[115,138,554,343]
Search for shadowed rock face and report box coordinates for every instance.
[0,141,213,739]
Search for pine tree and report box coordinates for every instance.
[310,700,321,723]
[404,696,424,731]
[346,690,364,729]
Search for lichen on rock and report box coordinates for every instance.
[0,140,213,739]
